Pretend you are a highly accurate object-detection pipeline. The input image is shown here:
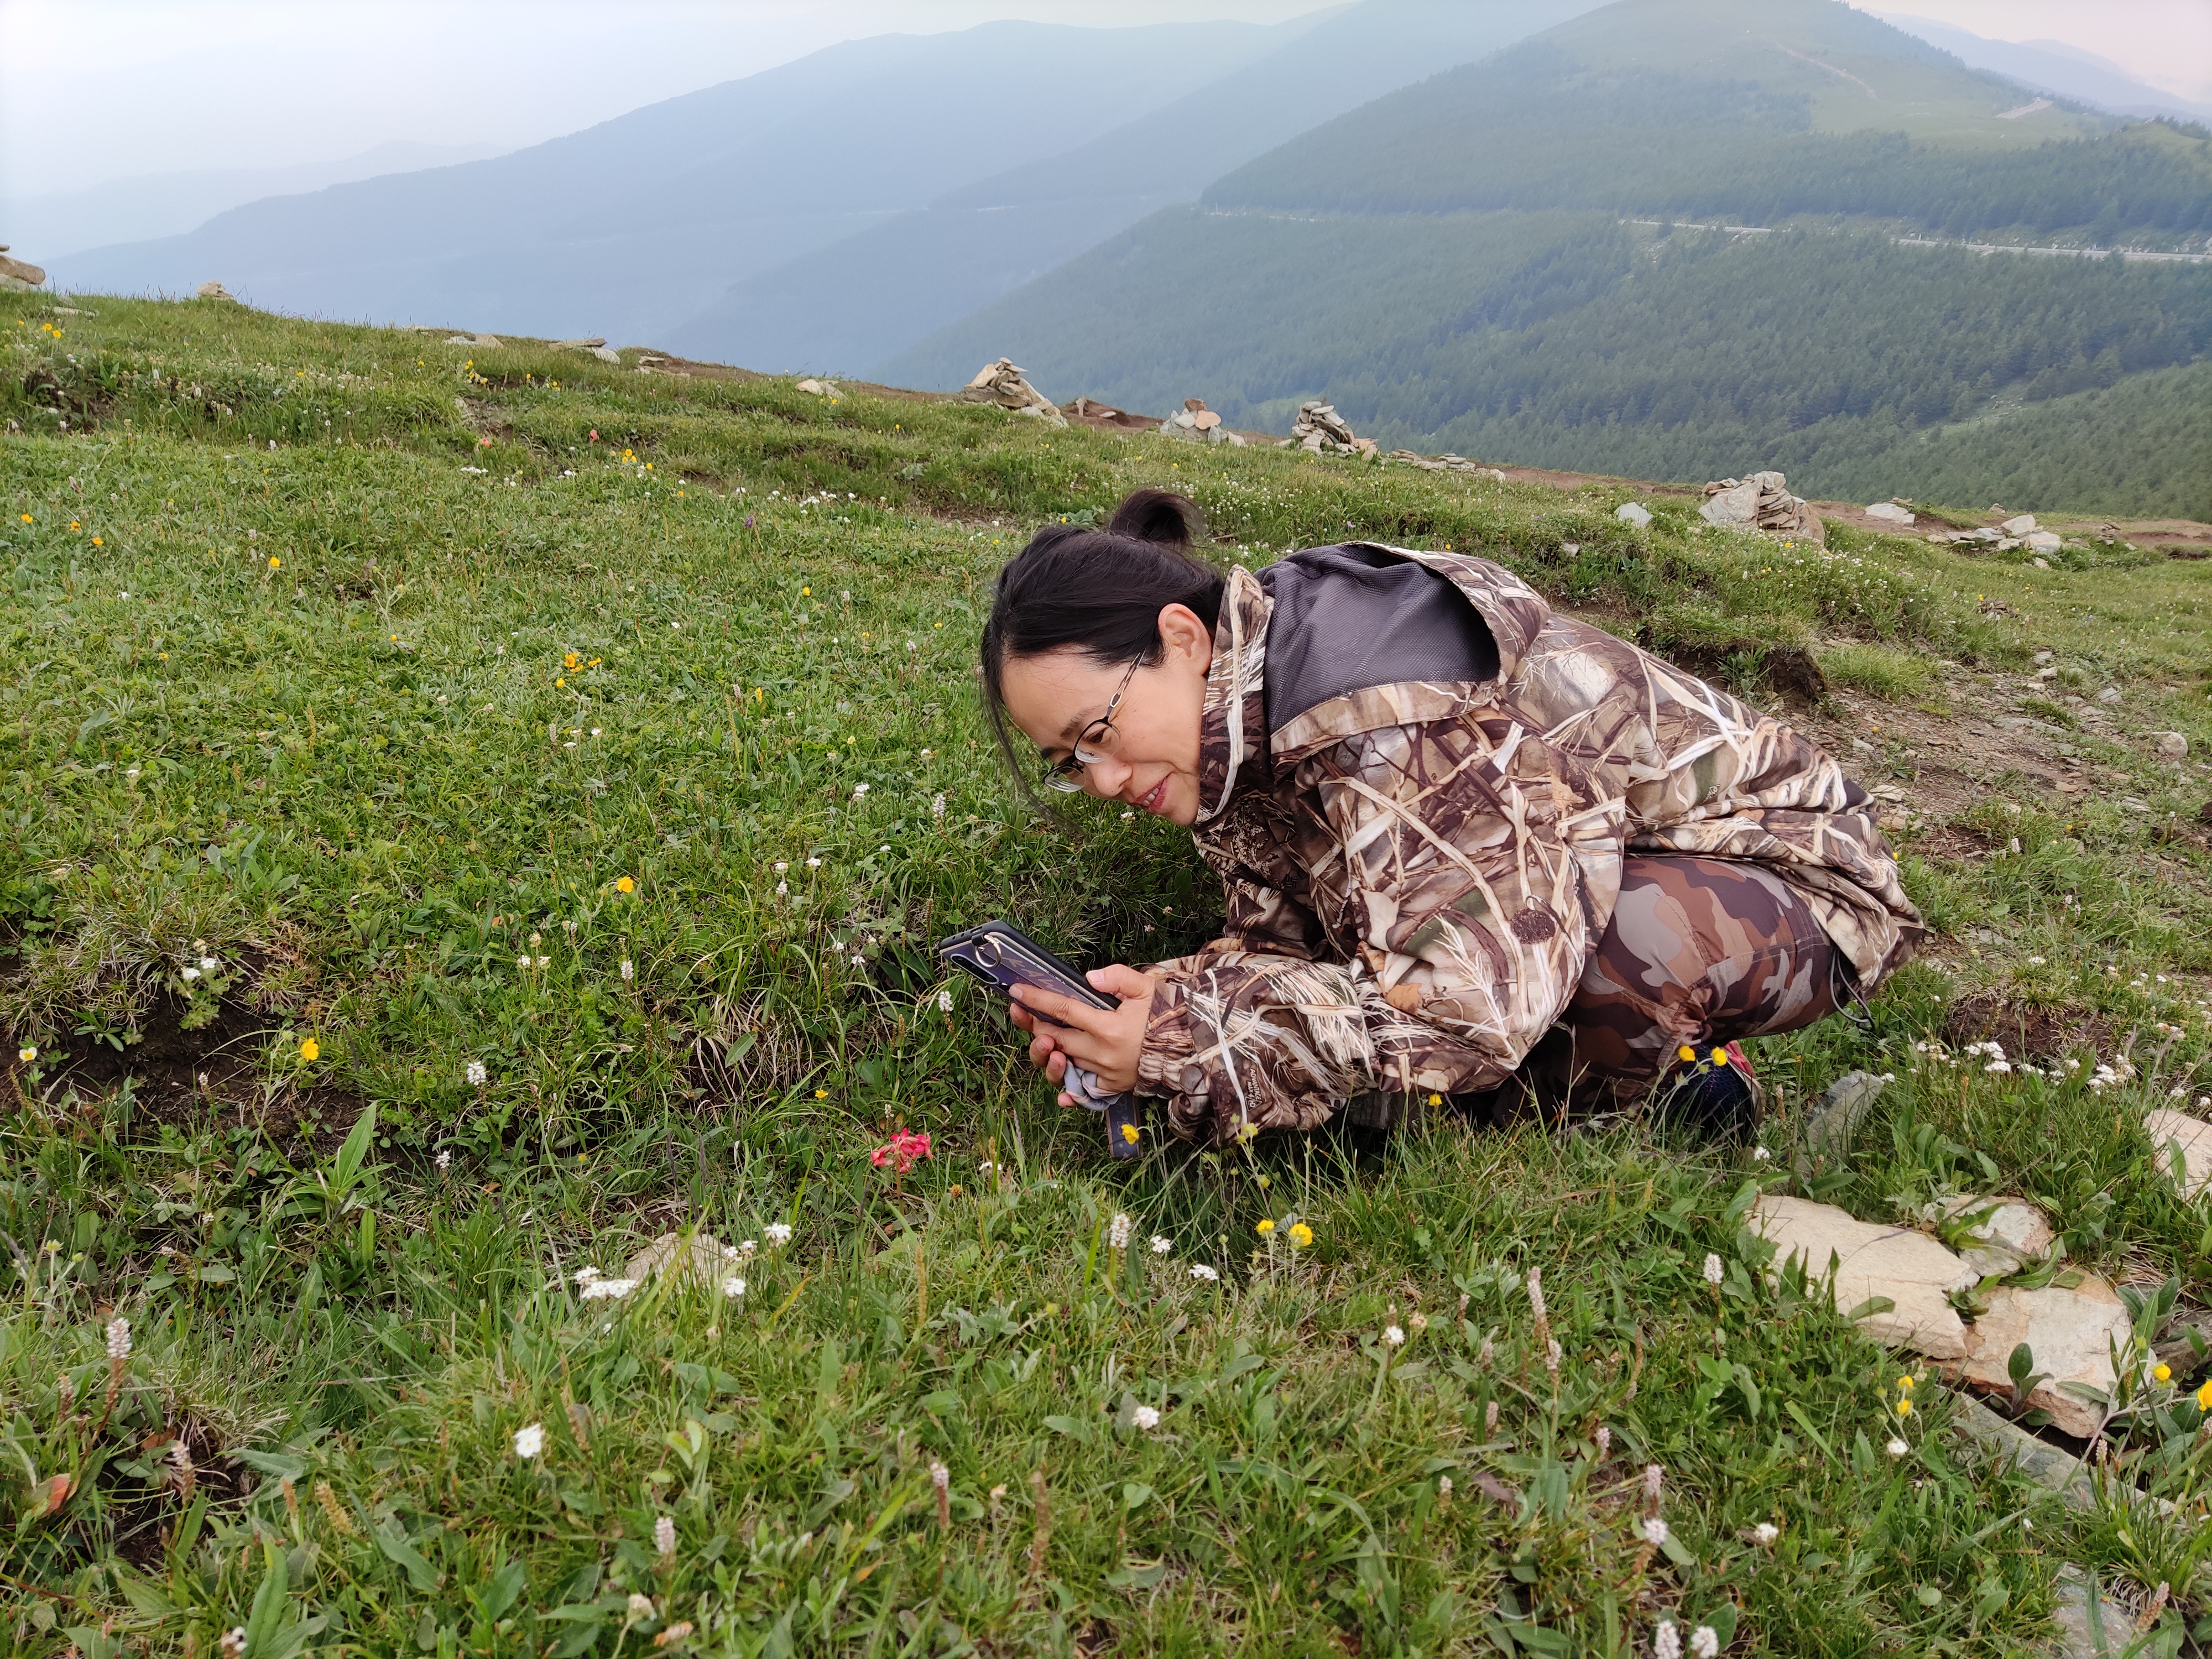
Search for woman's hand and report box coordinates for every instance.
[1007,964,1155,1103]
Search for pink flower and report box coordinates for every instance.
[870,1130,933,1174]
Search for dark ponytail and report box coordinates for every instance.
[980,489,1223,787]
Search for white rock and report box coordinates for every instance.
[2143,1109,2212,1197]
[592,345,622,363]
[2001,514,2038,535]
[1752,1196,1975,1359]
[626,1230,729,1285]
[2152,731,2189,761]
[2025,530,2063,552]
[1615,502,1652,528]
[196,279,232,300]
[1864,502,1915,524]
[2033,558,2050,568]
[445,335,477,345]
[1934,1194,2054,1276]
[794,378,836,396]
[1953,1275,2132,1438]
[2097,687,2122,705]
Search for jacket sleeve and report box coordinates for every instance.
[1135,720,1605,1144]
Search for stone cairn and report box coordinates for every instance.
[1281,399,1374,456]
[959,358,1066,428]
[1160,398,1244,446]
[1699,470,1824,542]
[0,248,48,291]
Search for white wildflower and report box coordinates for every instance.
[536,955,551,969]
[466,1059,487,1086]
[737,1239,757,1260]
[620,959,634,980]
[722,1276,746,1299]
[1383,1324,1406,1347]
[181,966,201,982]
[937,987,953,1013]
[1702,1253,1724,1285]
[199,955,220,973]
[655,1514,676,1558]
[1108,1213,1133,1250]
[436,1148,452,1170]
[1887,1436,1908,1457]
[1654,1621,1682,1659]
[513,1422,544,1459]
[1691,1626,1719,1658]
[851,782,868,799]
[1151,1235,1171,1255]
[627,1594,654,1623]
[764,1222,792,1246]
[220,1630,248,1659]
[580,1277,639,1301]
[1188,1264,1219,1281]
[517,953,531,970]
[1595,1424,1610,1457]
[1131,1405,1160,1431]
[932,793,946,821]
[1638,1516,1670,1546]
[1752,1145,1771,1161]
[106,1317,131,1361]
[1754,1521,1778,1545]
[1644,1463,1664,1504]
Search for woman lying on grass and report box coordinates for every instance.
[983,488,1923,1143]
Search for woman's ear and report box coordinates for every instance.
[1156,602,1213,671]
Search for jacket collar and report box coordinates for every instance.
[1193,565,1272,824]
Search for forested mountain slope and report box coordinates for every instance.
[662,0,1601,373]
[884,0,2211,514]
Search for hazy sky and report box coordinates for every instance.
[4,0,2208,197]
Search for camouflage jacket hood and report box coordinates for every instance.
[1135,546,1922,1145]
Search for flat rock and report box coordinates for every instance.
[1,251,49,288]
[2143,1109,2212,1197]
[627,1230,738,1286]
[1864,501,1914,524]
[592,345,622,363]
[2025,530,2063,551]
[2152,732,2189,761]
[1934,1194,2053,1276]
[2001,513,2038,535]
[794,378,837,396]
[445,334,477,345]
[1954,1275,2131,1439]
[552,337,606,349]
[2051,1566,2139,1658]
[1615,502,1652,528]
[1752,1195,1975,1359]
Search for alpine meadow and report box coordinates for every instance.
[6,0,2212,1653]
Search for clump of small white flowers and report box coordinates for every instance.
[1644,1463,1664,1504]
[581,1276,639,1301]
[851,782,869,799]
[1594,1424,1610,1457]
[1753,1521,1778,1546]
[1654,1621,1682,1659]
[620,959,634,981]
[737,1239,757,1260]
[1188,1264,1219,1282]
[627,1593,655,1623]
[1151,1235,1172,1255]
[1886,1436,1909,1457]
[1383,1324,1406,1347]
[1637,1516,1670,1546]
[1752,1145,1771,1161]
[517,953,531,971]
[1108,1213,1132,1249]
[466,1059,487,1087]
[220,1629,248,1659]
[1702,1253,1724,1286]
[181,966,201,982]
[937,987,954,1013]
[436,1148,452,1170]
[106,1317,131,1361]
[722,1276,746,1299]
[1438,1474,1453,1499]
[513,1422,545,1459]
[764,1222,792,1246]
[655,1514,676,1558]
[1691,1626,1720,1658]
[1131,1404,1161,1431]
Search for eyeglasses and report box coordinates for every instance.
[1040,651,1144,793]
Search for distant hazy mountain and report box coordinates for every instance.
[662,0,1605,374]
[46,19,1298,341]
[1876,14,2212,125]
[880,0,2210,510]
[0,143,504,263]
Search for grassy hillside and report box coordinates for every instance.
[885,0,2209,513]
[4,297,2212,1655]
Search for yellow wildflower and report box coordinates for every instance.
[2154,1363,2172,1383]
[300,1038,319,1062]
[1288,1222,1313,1249]
[1896,1397,1912,1416]
[2196,1379,2212,1411]
[1255,1218,1274,1236]
[268,556,280,569]
[615,875,635,894]
[1897,1376,1914,1392]
[1120,1123,1139,1145]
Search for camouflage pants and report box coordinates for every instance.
[1466,855,1852,1123]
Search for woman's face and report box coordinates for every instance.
[996,603,1214,826]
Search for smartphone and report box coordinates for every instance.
[938,920,1146,1160]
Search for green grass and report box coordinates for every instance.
[4,297,2212,1656]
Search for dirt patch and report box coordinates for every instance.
[20,993,366,1156]
[1943,990,2117,1061]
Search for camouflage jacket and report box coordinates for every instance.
[1134,546,1922,1144]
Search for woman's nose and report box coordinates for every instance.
[1084,756,1133,799]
